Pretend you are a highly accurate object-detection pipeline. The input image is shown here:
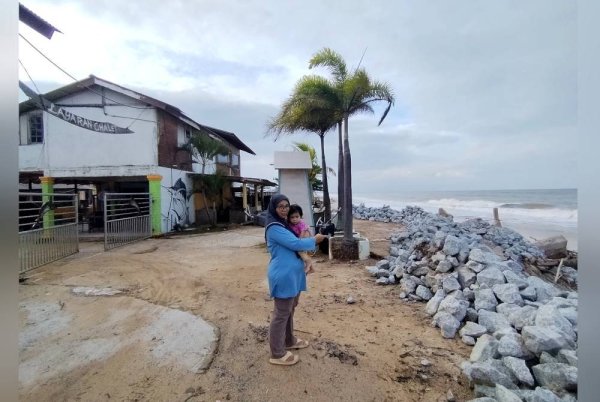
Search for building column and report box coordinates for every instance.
[254,184,260,211]
[40,176,55,228]
[242,182,248,209]
[147,174,162,235]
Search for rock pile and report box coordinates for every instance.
[357,204,578,402]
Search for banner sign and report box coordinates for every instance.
[19,81,134,134]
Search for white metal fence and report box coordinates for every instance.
[104,192,151,251]
[18,192,79,274]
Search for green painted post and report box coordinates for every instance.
[40,176,55,228]
[147,174,162,235]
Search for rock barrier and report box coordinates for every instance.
[355,204,578,402]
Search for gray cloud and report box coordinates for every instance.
[21,0,576,192]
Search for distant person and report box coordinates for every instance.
[264,194,326,366]
[287,204,315,274]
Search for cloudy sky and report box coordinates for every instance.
[18,0,576,195]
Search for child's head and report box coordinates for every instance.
[287,204,303,225]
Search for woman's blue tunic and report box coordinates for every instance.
[266,224,316,298]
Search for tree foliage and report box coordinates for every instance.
[183,131,229,174]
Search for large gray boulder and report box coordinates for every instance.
[438,296,469,322]
[507,305,538,330]
[466,359,518,389]
[523,387,563,402]
[520,286,537,301]
[400,276,418,294]
[469,248,503,264]
[477,267,506,288]
[503,270,529,289]
[415,285,433,301]
[436,260,454,273]
[535,304,577,343]
[534,235,568,259]
[492,283,524,306]
[474,288,499,312]
[496,303,522,319]
[442,275,462,293]
[425,289,445,316]
[527,276,561,302]
[502,356,535,387]
[457,266,477,289]
[521,326,575,355]
[495,384,523,402]
[478,310,512,334]
[432,311,461,338]
[466,260,486,273]
[409,264,430,277]
[497,333,534,359]
[470,334,500,362]
[531,363,578,392]
[442,235,462,256]
[558,307,577,326]
[489,260,524,274]
[557,349,578,367]
[460,321,488,338]
[433,232,446,249]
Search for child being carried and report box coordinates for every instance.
[287,204,315,274]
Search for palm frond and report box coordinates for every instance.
[308,47,348,83]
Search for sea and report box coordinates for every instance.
[350,188,578,251]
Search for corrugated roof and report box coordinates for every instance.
[19,3,62,39]
[19,75,255,155]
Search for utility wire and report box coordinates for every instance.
[19,35,156,130]
[19,33,152,110]
[18,59,41,93]
[19,56,154,131]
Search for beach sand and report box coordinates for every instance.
[18,219,475,402]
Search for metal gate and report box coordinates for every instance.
[18,192,79,274]
[104,192,151,250]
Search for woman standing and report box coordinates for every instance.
[265,194,326,366]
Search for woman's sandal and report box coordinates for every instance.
[286,338,309,350]
[269,350,299,366]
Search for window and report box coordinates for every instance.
[28,113,44,144]
[185,128,192,140]
[216,153,229,164]
[231,153,239,167]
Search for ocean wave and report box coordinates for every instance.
[499,203,554,209]
[424,198,501,209]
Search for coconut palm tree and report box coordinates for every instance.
[266,75,339,221]
[309,48,395,250]
[292,142,335,192]
[309,49,347,227]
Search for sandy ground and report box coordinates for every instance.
[19,220,475,402]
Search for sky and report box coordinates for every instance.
[17,0,577,195]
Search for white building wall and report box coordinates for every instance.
[274,151,314,231]
[277,169,314,232]
[19,86,158,177]
[157,166,195,233]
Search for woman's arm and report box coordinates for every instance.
[268,225,324,251]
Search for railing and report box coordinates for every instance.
[104,192,151,251]
[18,192,79,274]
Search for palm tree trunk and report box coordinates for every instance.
[319,132,331,222]
[337,121,344,228]
[342,116,353,244]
